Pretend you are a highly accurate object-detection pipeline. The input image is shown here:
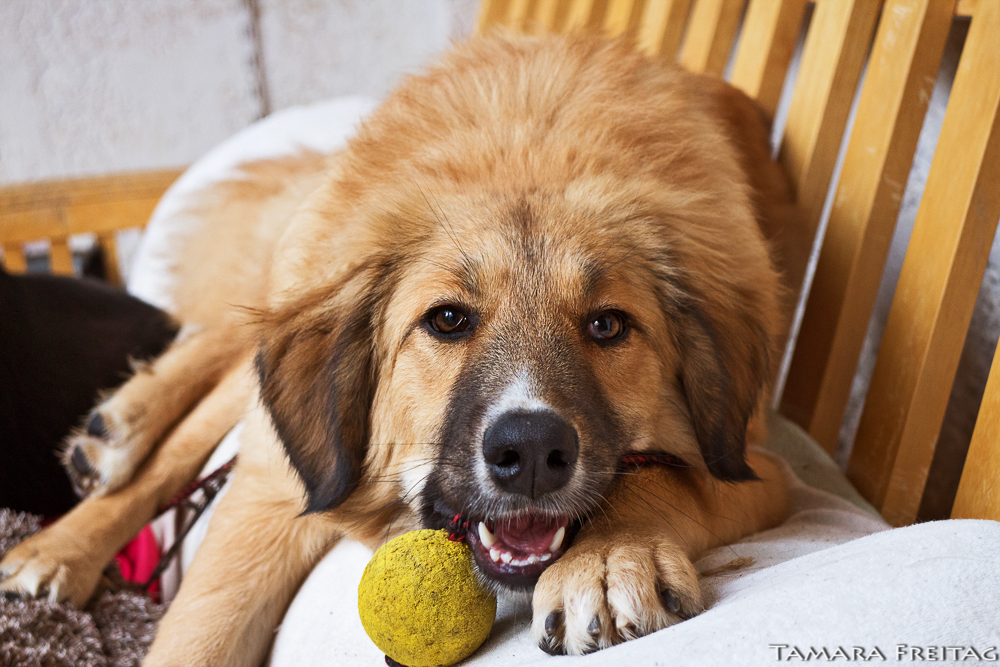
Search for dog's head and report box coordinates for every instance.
[256,34,784,590]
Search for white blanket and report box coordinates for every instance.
[129,98,1000,667]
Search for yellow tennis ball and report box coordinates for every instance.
[358,529,497,667]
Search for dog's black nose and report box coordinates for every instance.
[482,411,578,498]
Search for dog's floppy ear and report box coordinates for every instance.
[256,266,390,513]
[669,286,772,482]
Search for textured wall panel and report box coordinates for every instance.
[0,0,260,183]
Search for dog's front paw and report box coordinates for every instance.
[62,405,147,497]
[531,533,703,655]
[0,523,107,607]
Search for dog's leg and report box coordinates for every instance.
[141,412,341,667]
[531,448,790,655]
[64,322,249,496]
[0,360,251,607]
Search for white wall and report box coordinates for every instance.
[0,0,480,184]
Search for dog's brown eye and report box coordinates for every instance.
[427,305,471,337]
[587,312,625,342]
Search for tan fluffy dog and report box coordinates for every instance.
[0,33,805,664]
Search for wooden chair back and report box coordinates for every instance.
[475,0,998,526]
[1,0,995,526]
[0,170,182,285]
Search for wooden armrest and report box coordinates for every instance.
[0,168,184,281]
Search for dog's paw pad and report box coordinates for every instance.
[69,446,96,477]
[85,411,108,438]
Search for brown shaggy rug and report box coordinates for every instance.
[0,509,163,667]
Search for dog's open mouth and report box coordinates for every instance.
[465,513,578,588]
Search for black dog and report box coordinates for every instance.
[0,267,177,516]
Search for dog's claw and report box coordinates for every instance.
[539,610,565,655]
[662,588,681,614]
[545,610,562,634]
[583,616,603,653]
[617,620,638,640]
[538,636,564,656]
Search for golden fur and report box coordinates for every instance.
[0,33,803,664]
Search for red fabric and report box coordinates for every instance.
[113,525,161,602]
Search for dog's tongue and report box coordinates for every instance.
[493,515,568,555]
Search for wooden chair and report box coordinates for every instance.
[1,0,995,528]
[0,169,182,285]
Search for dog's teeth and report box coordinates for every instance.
[540,552,552,562]
[500,551,513,564]
[549,526,565,553]
[527,554,539,565]
[478,522,496,549]
[490,548,501,563]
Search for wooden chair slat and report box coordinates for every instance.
[678,0,747,76]
[636,0,694,59]
[847,0,1000,526]
[603,0,640,38]
[951,340,1000,522]
[506,0,535,28]
[0,169,182,215]
[0,170,180,245]
[1,244,28,273]
[563,0,608,30]
[955,0,975,17]
[97,233,123,287]
[48,238,75,276]
[477,0,513,33]
[782,0,955,454]
[1,198,164,244]
[533,0,570,32]
[777,0,882,238]
[729,0,808,119]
